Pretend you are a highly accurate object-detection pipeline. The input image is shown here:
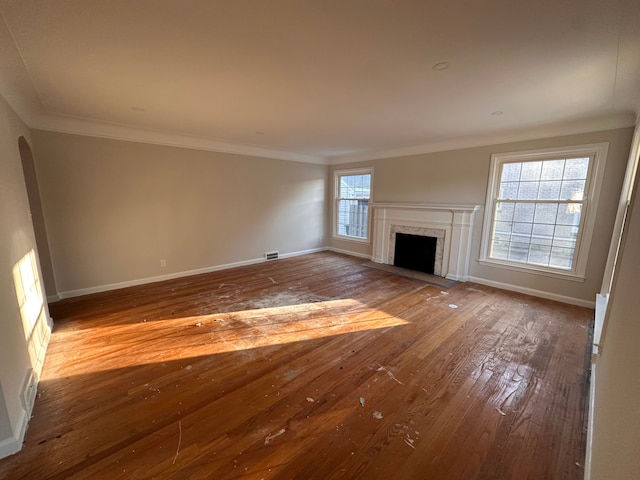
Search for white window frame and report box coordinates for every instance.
[333,167,374,243]
[479,143,609,281]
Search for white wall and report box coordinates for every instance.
[588,151,640,479]
[31,130,328,297]
[0,94,51,458]
[330,128,634,306]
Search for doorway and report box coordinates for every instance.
[18,137,56,297]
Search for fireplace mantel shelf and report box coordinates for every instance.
[371,203,481,213]
[371,203,481,281]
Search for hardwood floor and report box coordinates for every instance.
[0,252,593,479]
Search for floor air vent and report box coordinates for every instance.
[265,251,279,261]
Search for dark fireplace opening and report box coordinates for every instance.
[394,233,437,275]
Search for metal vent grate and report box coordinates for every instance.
[265,251,279,261]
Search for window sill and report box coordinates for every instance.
[477,258,586,282]
[333,234,371,245]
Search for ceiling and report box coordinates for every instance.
[0,0,638,164]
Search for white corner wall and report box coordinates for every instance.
[30,130,329,297]
[588,151,640,479]
[0,94,52,458]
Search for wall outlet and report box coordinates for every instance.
[160,259,166,267]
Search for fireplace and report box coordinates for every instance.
[394,233,438,274]
[371,203,480,281]
[389,225,446,275]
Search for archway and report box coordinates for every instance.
[18,136,56,296]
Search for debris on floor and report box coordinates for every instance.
[374,363,404,385]
[264,428,286,445]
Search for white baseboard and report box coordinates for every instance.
[46,294,60,303]
[0,419,24,459]
[584,357,597,480]
[0,383,29,459]
[0,306,53,460]
[56,247,329,300]
[53,251,594,308]
[467,276,596,308]
[278,247,328,259]
[445,273,467,282]
[327,246,372,260]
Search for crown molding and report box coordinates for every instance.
[0,18,327,165]
[29,113,328,165]
[15,108,639,168]
[1,8,638,168]
[328,112,637,165]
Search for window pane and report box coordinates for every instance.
[486,151,596,273]
[514,203,535,223]
[560,180,585,200]
[499,182,519,199]
[531,223,554,245]
[508,242,530,262]
[501,163,521,182]
[337,199,369,238]
[550,246,574,269]
[534,203,558,224]
[490,240,509,260]
[513,222,532,236]
[517,181,539,200]
[556,204,582,225]
[495,202,515,221]
[520,161,542,181]
[540,160,565,180]
[538,181,561,200]
[339,174,371,199]
[528,245,551,265]
[564,158,589,180]
[553,225,577,248]
[490,201,579,269]
[494,221,513,235]
[337,172,371,238]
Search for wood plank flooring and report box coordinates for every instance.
[0,252,594,479]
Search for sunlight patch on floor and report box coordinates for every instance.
[42,299,409,380]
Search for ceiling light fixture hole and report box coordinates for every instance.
[432,62,449,71]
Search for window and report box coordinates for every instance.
[334,168,373,241]
[480,143,608,280]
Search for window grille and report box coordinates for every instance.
[335,170,372,241]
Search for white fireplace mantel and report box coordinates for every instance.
[371,203,481,281]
